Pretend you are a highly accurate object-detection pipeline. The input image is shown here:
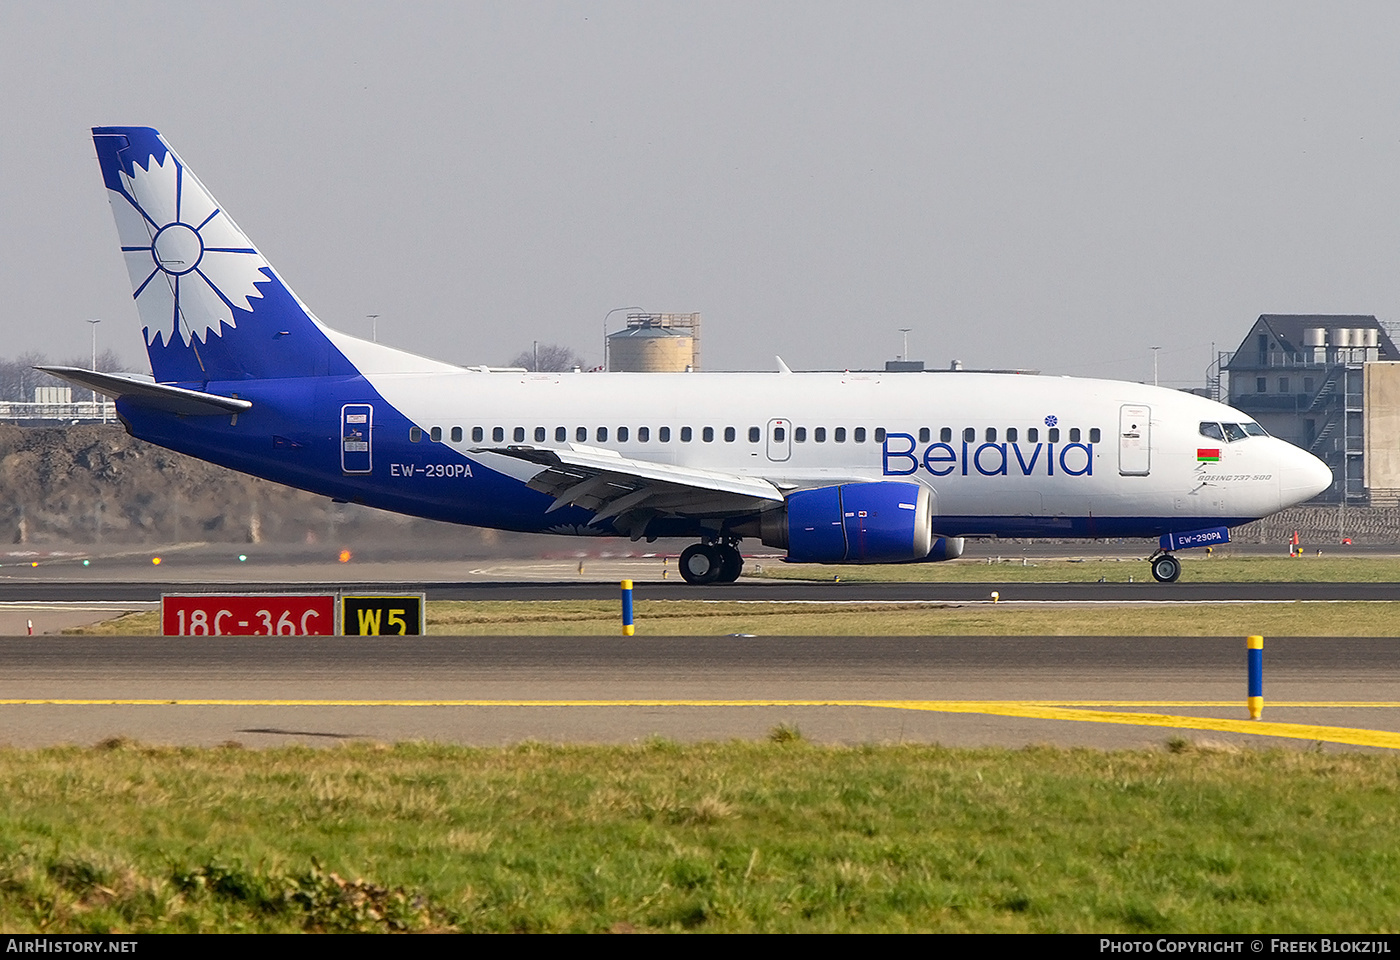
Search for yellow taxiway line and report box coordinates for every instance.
[2,699,1400,749]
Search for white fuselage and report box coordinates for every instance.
[345,364,1331,537]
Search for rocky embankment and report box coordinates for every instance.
[0,423,487,548]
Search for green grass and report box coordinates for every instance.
[0,740,1397,932]
[756,554,1400,582]
[69,598,1400,637]
[424,599,1400,637]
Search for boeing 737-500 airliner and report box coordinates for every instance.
[45,127,1333,584]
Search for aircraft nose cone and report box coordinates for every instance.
[1279,447,1334,506]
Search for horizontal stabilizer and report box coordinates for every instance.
[36,366,252,416]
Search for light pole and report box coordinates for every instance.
[367,314,380,343]
[86,318,103,421]
[603,306,643,372]
[87,319,101,371]
[1151,345,1161,387]
[899,327,912,361]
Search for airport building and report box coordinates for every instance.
[606,313,700,372]
[0,386,114,426]
[1223,314,1400,502]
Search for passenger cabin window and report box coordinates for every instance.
[492,427,504,442]
[814,427,826,442]
[1027,427,1039,442]
[638,427,649,442]
[472,427,483,442]
[596,426,608,442]
[854,427,866,443]
[660,426,671,442]
[795,427,807,442]
[774,426,786,442]
[1089,428,1101,443]
[1048,428,1060,442]
[430,427,442,442]
[451,426,463,442]
[556,427,566,442]
[1069,428,1081,442]
[576,426,587,442]
[963,428,975,443]
[1006,427,1018,443]
[703,427,714,442]
[681,427,693,442]
[834,427,847,442]
[749,427,761,442]
[940,427,952,443]
[874,427,885,442]
[724,427,735,442]
[410,427,423,443]
[919,428,931,443]
[534,427,546,442]
[618,426,629,442]
[513,427,525,442]
[985,427,997,442]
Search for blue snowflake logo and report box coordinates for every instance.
[109,152,269,345]
[1044,415,1058,427]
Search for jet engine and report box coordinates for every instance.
[740,481,957,563]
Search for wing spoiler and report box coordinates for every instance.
[475,444,787,506]
[36,366,253,416]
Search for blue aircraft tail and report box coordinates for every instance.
[92,126,356,385]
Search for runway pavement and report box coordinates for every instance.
[3,634,1399,751]
[3,548,1399,751]
[3,576,1400,602]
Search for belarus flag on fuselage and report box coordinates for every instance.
[1197,448,1221,462]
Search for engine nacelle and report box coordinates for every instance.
[924,536,965,562]
[751,481,937,563]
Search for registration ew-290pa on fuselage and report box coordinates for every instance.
[47,127,1333,585]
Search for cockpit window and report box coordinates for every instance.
[1222,422,1248,442]
[1199,422,1225,441]
[1242,422,1268,437]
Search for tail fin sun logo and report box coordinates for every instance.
[111,151,269,347]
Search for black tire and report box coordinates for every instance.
[679,543,723,585]
[717,544,744,583]
[1151,554,1182,583]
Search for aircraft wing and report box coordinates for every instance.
[473,444,786,538]
[37,366,252,416]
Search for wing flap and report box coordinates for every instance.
[473,444,784,537]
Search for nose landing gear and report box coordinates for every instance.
[678,541,744,584]
[1149,551,1181,583]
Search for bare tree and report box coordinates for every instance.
[508,343,586,372]
[0,349,124,402]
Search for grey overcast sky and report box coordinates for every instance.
[3,1,1399,388]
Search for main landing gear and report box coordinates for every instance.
[1149,551,1181,583]
[678,541,744,585]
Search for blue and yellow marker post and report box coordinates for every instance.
[1247,635,1263,719]
[621,580,635,636]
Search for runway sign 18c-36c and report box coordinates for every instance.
[160,594,425,635]
[161,595,337,636]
